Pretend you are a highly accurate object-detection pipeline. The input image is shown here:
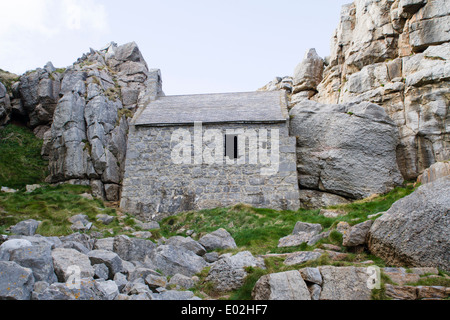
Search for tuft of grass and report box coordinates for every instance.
[229,267,268,300]
[0,184,119,237]
[0,124,49,189]
[0,69,20,93]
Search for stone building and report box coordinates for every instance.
[120,91,300,221]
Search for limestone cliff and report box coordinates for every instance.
[261,0,449,206]
[1,42,164,201]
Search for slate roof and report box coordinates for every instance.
[133,91,289,126]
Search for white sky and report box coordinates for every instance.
[0,0,350,95]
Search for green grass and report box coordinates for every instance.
[0,184,120,236]
[0,69,20,93]
[160,184,417,256]
[0,124,49,189]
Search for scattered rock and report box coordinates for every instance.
[252,270,311,300]
[342,220,374,247]
[198,228,237,252]
[95,280,119,300]
[10,219,41,236]
[168,274,195,290]
[1,186,18,193]
[96,214,115,225]
[148,245,208,277]
[145,273,167,291]
[0,239,33,261]
[166,236,206,256]
[51,248,95,282]
[318,266,372,300]
[25,185,42,193]
[417,161,450,185]
[88,250,123,279]
[299,267,323,286]
[385,284,417,300]
[0,261,35,300]
[284,251,322,266]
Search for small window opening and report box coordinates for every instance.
[225,134,239,160]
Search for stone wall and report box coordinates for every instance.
[121,122,300,221]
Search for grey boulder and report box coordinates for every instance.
[198,228,237,252]
[290,100,404,200]
[206,251,265,292]
[147,245,208,277]
[252,270,311,300]
[0,261,35,300]
[9,244,57,284]
[10,219,41,236]
[368,176,450,272]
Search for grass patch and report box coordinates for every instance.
[159,184,415,256]
[0,184,119,237]
[0,69,20,93]
[0,124,48,189]
[327,184,416,226]
[407,277,450,287]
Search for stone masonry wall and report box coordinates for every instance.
[121,122,300,221]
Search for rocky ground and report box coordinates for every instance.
[1,172,449,300]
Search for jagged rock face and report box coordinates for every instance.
[0,82,11,126]
[16,62,61,133]
[293,48,324,94]
[290,100,404,201]
[42,42,164,201]
[314,0,449,180]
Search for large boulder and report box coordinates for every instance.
[318,266,373,300]
[0,239,33,261]
[293,48,324,94]
[198,228,237,252]
[368,176,450,272]
[9,244,57,284]
[290,100,404,201]
[87,250,123,279]
[51,248,95,282]
[10,219,41,236]
[147,245,208,277]
[113,235,156,262]
[0,261,35,300]
[252,270,311,300]
[32,278,105,300]
[206,251,265,292]
[417,161,450,185]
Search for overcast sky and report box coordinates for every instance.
[0,0,350,95]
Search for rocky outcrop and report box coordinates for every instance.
[41,42,163,201]
[417,161,450,184]
[368,176,450,272]
[290,100,404,203]
[314,0,450,180]
[252,266,373,301]
[261,0,449,185]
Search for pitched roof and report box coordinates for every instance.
[133,91,289,126]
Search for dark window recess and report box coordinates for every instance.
[225,134,239,160]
